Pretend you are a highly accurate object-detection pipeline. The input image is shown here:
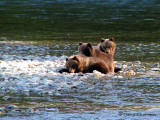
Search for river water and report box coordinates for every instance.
[0,0,160,120]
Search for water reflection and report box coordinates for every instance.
[0,0,160,42]
[0,0,160,119]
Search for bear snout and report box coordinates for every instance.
[105,50,109,54]
[69,68,76,73]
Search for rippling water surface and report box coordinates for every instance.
[0,0,160,42]
[0,0,160,119]
[0,41,160,120]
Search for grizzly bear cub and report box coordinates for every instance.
[78,42,114,73]
[95,38,121,72]
[59,54,109,74]
[95,38,116,58]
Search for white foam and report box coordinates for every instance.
[0,55,95,96]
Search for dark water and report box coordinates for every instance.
[0,0,160,43]
[0,0,160,119]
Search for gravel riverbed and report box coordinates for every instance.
[0,41,160,119]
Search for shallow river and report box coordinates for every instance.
[0,41,160,120]
[0,0,160,119]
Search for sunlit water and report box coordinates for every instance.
[0,0,160,119]
[0,41,160,120]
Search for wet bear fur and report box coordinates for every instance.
[95,38,121,72]
[95,38,116,57]
[78,42,115,73]
[62,54,109,74]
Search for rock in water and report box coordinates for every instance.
[153,63,159,68]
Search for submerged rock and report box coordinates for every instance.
[0,108,5,114]
[5,105,18,110]
[117,69,136,76]
[134,61,141,65]
[153,63,159,68]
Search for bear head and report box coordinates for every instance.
[78,42,93,57]
[100,38,116,56]
[65,56,79,73]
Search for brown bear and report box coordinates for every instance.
[78,42,115,73]
[59,54,109,74]
[95,38,121,72]
[95,38,116,58]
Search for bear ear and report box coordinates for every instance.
[87,43,92,48]
[72,56,79,62]
[101,38,105,43]
[66,58,68,61]
[109,38,114,41]
[79,42,83,46]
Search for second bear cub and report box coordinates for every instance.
[78,42,114,73]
